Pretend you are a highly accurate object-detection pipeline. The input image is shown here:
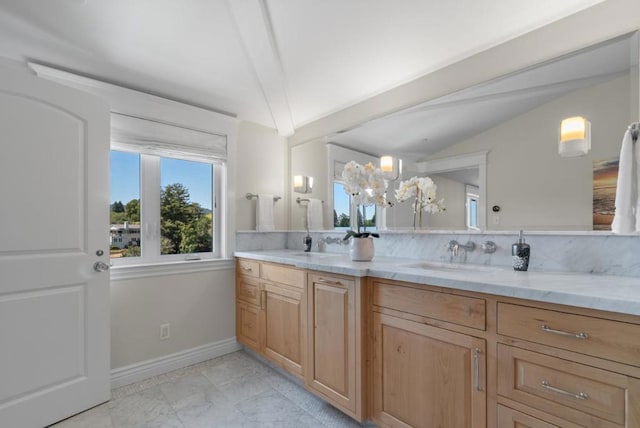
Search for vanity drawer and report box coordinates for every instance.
[497,344,635,427]
[497,405,560,428]
[260,263,305,289]
[237,259,259,278]
[372,281,485,330]
[236,276,259,306]
[497,303,640,366]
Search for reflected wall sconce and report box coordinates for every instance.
[380,155,402,180]
[559,116,591,157]
[293,175,313,193]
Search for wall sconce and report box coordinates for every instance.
[380,155,402,180]
[559,116,591,157]
[293,175,313,193]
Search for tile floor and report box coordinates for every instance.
[50,350,364,428]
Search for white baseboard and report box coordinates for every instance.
[110,337,242,389]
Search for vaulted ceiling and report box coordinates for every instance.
[0,0,603,136]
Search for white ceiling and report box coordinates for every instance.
[0,0,604,136]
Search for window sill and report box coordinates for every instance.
[110,258,235,281]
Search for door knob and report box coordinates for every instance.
[93,261,110,272]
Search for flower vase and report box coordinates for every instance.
[412,199,423,230]
[350,237,374,261]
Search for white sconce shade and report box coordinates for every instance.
[380,155,402,180]
[559,116,591,157]
[293,175,313,193]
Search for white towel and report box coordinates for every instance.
[612,130,636,234]
[256,194,274,232]
[635,137,640,232]
[306,199,323,230]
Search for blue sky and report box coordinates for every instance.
[110,151,213,209]
[333,183,350,219]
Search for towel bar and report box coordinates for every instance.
[296,197,324,204]
[246,193,281,201]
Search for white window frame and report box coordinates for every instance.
[111,148,223,266]
[466,184,480,231]
[332,181,351,230]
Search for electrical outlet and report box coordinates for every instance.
[160,323,170,340]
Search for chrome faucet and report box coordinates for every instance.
[321,236,342,245]
[447,240,475,258]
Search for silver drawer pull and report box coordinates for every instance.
[473,348,482,391]
[541,380,588,400]
[541,325,588,340]
[317,278,342,286]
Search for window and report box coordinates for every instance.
[110,151,220,263]
[359,203,377,232]
[110,113,226,265]
[110,151,141,258]
[160,157,213,255]
[333,181,377,232]
[333,182,351,229]
[466,185,480,231]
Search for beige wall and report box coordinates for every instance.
[428,175,466,229]
[430,74,629,230]
[290,139,328,230]
[236,121,289,230]
[110,268,235,369]
[386,171,466,229]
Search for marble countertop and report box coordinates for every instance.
[235,249,640,317]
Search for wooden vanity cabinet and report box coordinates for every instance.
[370,279,487,428]
[305,272,365,421]
[238,257,640,428]
[496,301,640,428]
[235,259,306,378]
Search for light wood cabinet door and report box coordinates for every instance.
[236,300,260,351]
[261,282,305,377]
[306,273,362,420]
[372,312,486,428]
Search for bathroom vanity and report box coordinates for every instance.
[235,251,640,427]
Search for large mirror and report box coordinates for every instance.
[290,32,639,232]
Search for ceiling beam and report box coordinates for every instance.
[226,0,294,136]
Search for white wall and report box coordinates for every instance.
[290,139,328,230]
[236,121,289,231]
[386,171,465,230]
[110,269,236,368]
[428,175,466,229]
[429,74,630,230]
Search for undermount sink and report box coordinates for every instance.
[287,252,340,258]
[402,261,504,273]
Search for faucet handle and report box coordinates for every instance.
[481,241,497,254]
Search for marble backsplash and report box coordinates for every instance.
[235,230,640,277]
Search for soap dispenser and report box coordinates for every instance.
[303,234,312,252]
[512,230,530,271]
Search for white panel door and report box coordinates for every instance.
[0,64,110,428]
